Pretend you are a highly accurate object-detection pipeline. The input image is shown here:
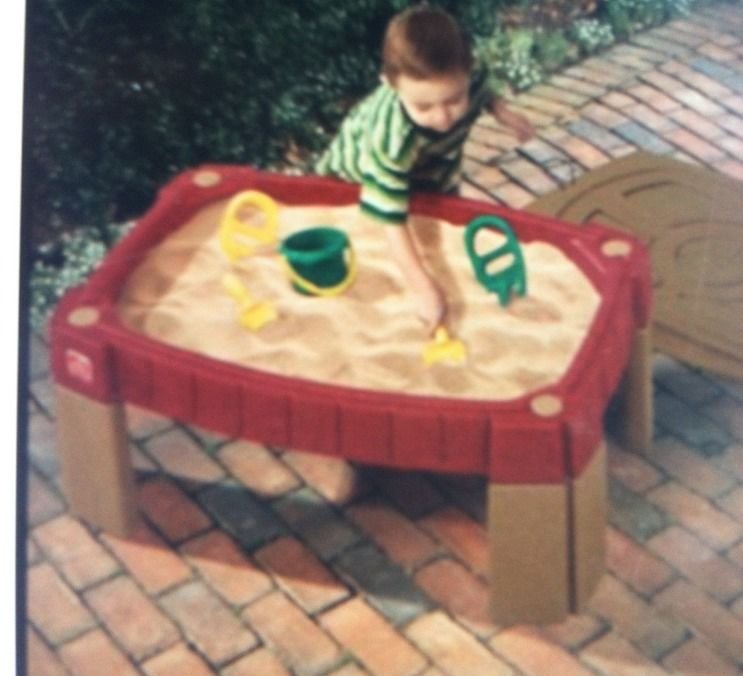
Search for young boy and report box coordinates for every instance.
[315,5,533,331]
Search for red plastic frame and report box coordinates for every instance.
[51,165,652,484]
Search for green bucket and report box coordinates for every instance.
[279,227,356,297]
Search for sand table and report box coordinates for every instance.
[118,200,600,401]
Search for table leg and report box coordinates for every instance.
[487,443,607,625]
[616,327,653,452]
[55,385,139,536]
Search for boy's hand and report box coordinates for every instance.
[381,222,447,332]
[413,277,446,333]
[491,99,535,143]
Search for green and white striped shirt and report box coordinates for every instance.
[315,69,491,225]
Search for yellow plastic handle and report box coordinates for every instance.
[222,272,254,304]
[218,190,279,262]
[282,247,358,298]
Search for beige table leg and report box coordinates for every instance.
[487,443,607,625]
[615,327,654,452]
[55,385,139,536]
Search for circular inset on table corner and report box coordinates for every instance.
[68,307,100,327]
[530,394,563,417]
[193,170,221,187]
[602,239,632,257]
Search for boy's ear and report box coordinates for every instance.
[380,72,390,86]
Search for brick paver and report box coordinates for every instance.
[83,575,180,661]
[662,637,741,676]
[137,477,213,543]
[320,597,427,676]
[407,611,513,676]
[23,4,743,674]
[26,626,69,676]
[101,522,193,594]
[413,557,493,638]
[180,530,274,606]
[580,631,669,676]
[418,505,489,576]
[490,626,594,676]
[160,580,258,666]
[254,535,349,613]
[587,575,687,660]
[142,428,226,484]
[646,525,743,602]
[27,563,97,645]
[647,481,743,550]
[220,648,291,676]
[217,440,301,498]
[345,497,439,570]
[655,580,743,665]
[58,629,139,676]
[141,642,215,676]
[242,591,342,675]
[32,515,120,590]
[606,526,675,597]
[26,469,65,527]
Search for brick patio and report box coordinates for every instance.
[24,4,743,675]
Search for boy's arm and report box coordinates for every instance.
[487,95,534,142]
[379,220,446,332]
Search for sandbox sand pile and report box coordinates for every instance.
[117,199,600,401]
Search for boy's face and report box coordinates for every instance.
[391,72,470,133]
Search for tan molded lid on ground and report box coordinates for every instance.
[528,151,743,381]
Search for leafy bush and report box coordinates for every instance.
[476,30,545,93]
[532,29,578,72]
[568,18,616,55]
[29,221,132,330]
[599,0,693,38]
[498,1,600,29]
[25,0,408,245]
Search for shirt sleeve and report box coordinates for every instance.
[358,88,418,225]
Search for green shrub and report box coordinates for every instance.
[25,0,405,245]
[599,0,694,38]
[532,29,578,72]
[29,221,132,330]
[476,25,580,93]
[568,18,616,54]
[476,29,544,93]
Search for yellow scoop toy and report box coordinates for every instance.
[222,273,277,331]
[422,326,467,366]
[219,190,279,262]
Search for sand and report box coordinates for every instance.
[117,199,600,401]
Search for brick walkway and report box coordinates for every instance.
[24,4,743,675]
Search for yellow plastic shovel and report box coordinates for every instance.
[422,326,467,367]
[222,273,277,331]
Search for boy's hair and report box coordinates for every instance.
[382,5,472,83]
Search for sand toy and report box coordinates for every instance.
[465,215,527,306]
[219,190,279,261]
[221,272,277,331]
[217,190,281,330]
[220,191,356,298]
[279,226,357,297]
[422,326,467,366]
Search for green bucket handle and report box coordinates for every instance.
[464,215,527,306]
